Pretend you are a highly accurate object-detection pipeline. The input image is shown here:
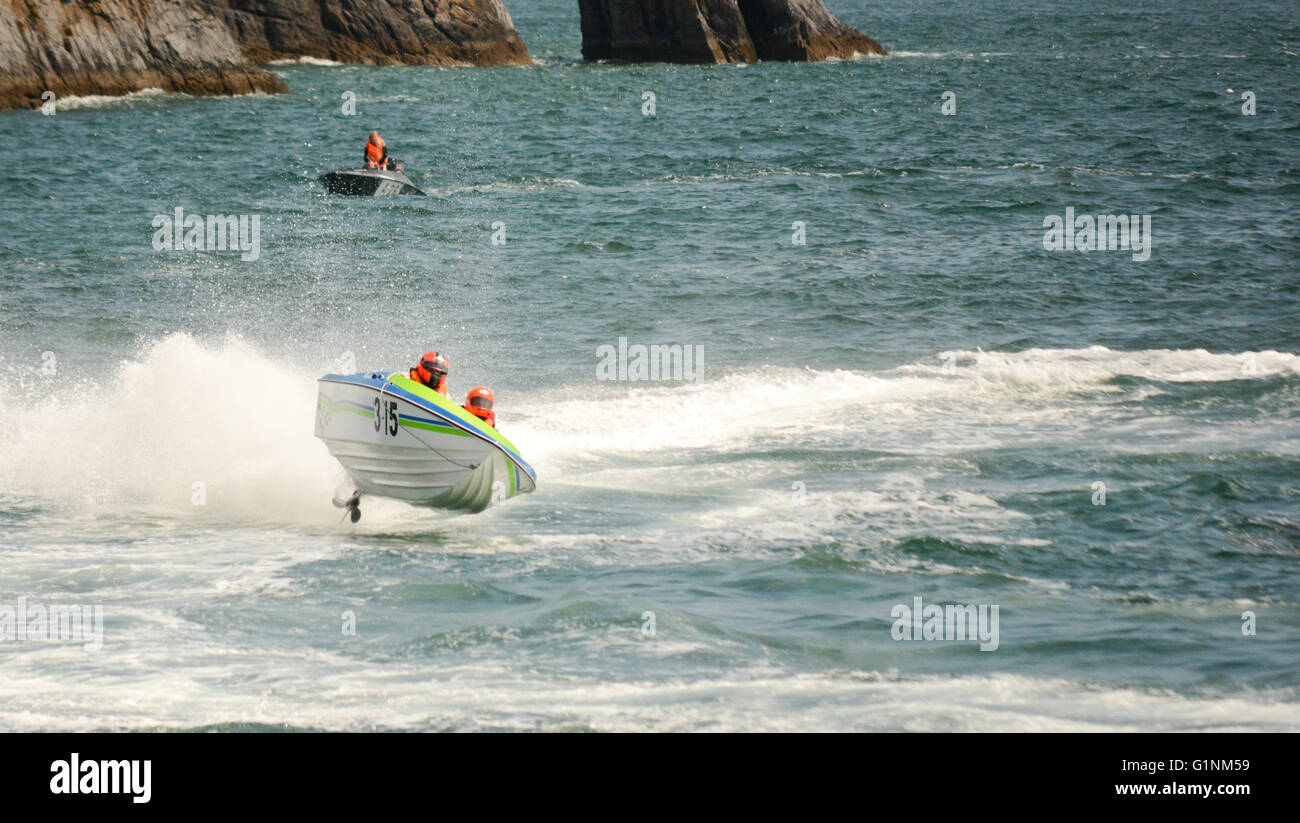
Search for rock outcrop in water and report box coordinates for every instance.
[579,0,758,63]
[0,0,286,111]
[737,0,886,61]
[578,0,885,63]
[198,0,530,66]
[2,0,881,110]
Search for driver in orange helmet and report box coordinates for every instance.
[464,386,496,428]
[410,351,449,395]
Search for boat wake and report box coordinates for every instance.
[511,345,1300,465]
[0,335,339,525]
[1,335,1295,529]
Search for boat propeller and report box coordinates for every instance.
[332,490,362,523]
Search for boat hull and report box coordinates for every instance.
[318,168,426,196]
[315,372,535,512]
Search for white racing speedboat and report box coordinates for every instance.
[315,371,536,519]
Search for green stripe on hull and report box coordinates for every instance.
[319,397,377,421]
[318,396,376,420]
[399,418,471,436]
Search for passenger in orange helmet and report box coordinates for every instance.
[410,351,449,395]
[464,386,496,428]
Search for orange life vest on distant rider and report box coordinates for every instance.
[366,141,386,164]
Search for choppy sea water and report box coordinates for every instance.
[0,0,1297,731]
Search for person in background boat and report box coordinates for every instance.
[364,131,395,171]
[410,351,449,396]
[464,387,496,428]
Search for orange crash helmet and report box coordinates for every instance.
[465,386,496,426]
[413,351,449,391]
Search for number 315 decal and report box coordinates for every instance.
[374,398,399,436]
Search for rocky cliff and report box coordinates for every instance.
[579,0,885,63]
[0,0,286,111]
[0,0,530,111]
[2,1,884,111]
[198,0,530,66]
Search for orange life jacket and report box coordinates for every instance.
[409,368,446,396]
[366,141,385,163]
[465,406,496,428]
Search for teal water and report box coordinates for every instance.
[0,0,1297,730]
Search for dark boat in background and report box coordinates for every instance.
[318,167,426,196]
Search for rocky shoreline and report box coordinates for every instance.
[0,0,530,111]
[1,0,884,111]
[0,0,286,111]
[195,0,530,67]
